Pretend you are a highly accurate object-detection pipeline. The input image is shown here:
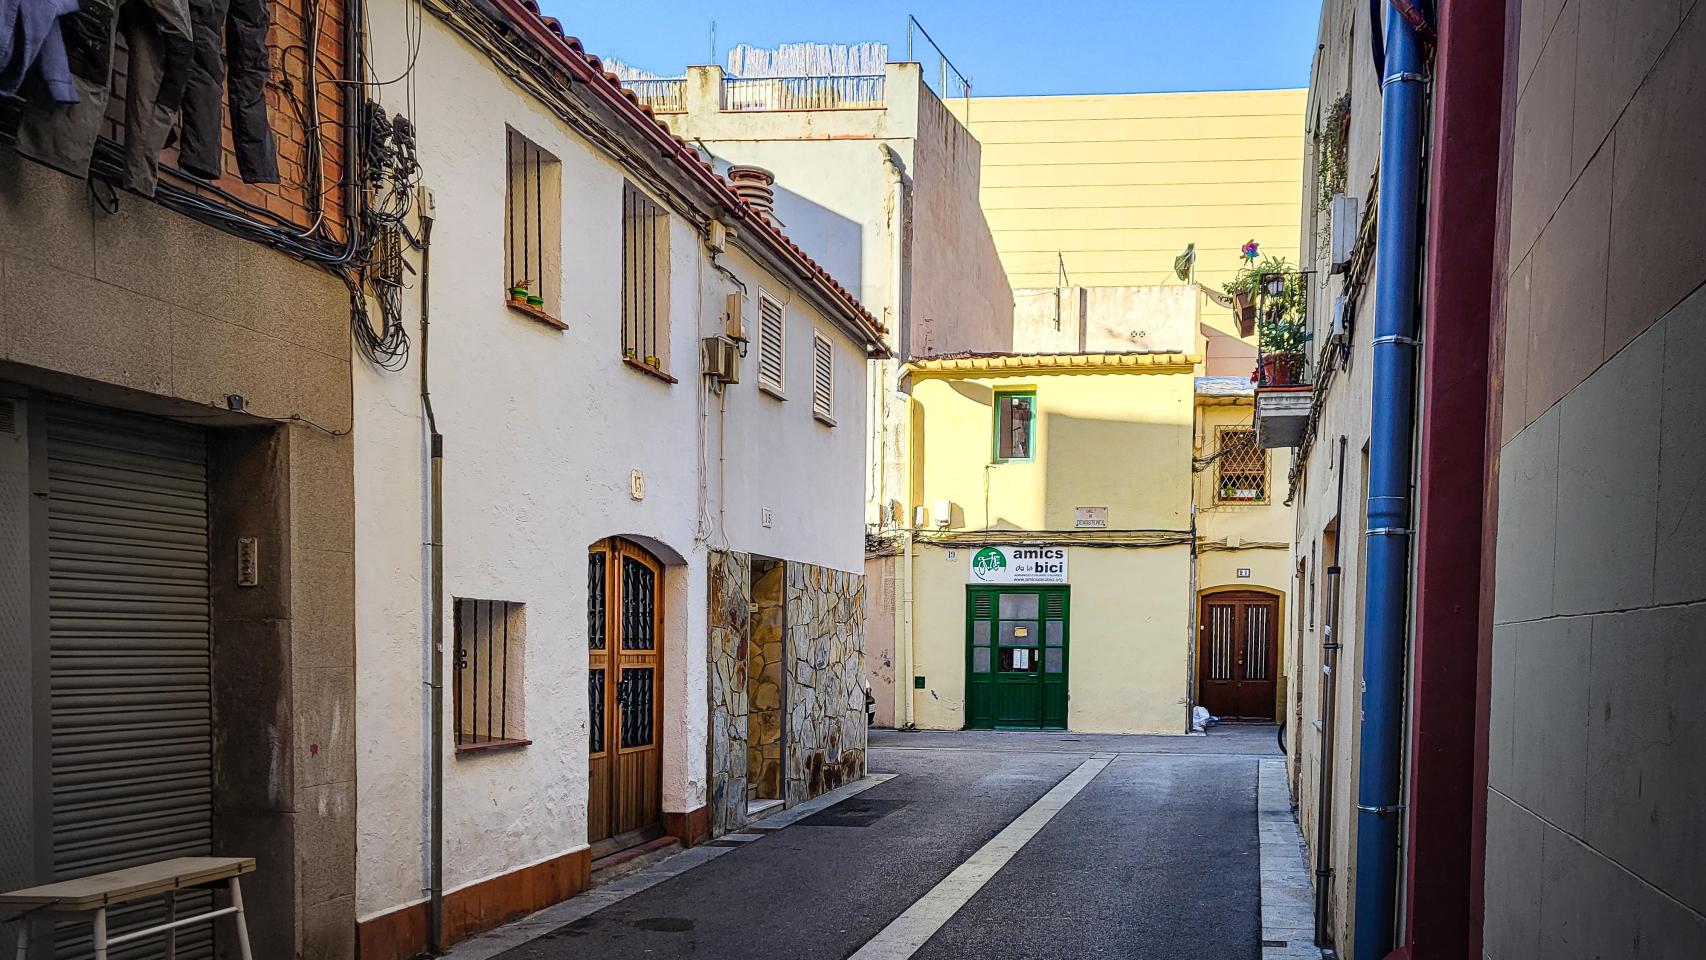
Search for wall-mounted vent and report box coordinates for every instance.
[0,401,14,436]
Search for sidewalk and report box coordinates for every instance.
[1259,758,1324,959]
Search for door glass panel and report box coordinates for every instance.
[621,557,656,650]
[1044,621,1064,646]
[588,552,607,649]
[999,647,1038,672]
[972,621,991,646]
[620,667,655,747]
[971,647,992,673]
[1207,604,1234,681]
[1044,648,1064,673]
[998,593,1039,619]
[588,668,605,752]
[999,621,1038,646]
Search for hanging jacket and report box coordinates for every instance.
[177,0,276,183]
[0,0,81,102]
[14,0,192,196]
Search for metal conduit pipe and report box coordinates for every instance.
[417,206,447,954]
[1315,435,1348,947]
[1354,2,1432,958]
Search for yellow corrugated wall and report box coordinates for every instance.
[948,89,1307,333]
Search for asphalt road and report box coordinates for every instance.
[493,726,1275,959]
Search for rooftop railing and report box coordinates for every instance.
[623,78,687,114]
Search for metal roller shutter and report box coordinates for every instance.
[45,405,214,959]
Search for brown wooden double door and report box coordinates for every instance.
[587,539,665,852]
[1197,591,1279,721]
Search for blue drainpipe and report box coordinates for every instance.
[1355,2,1431,958]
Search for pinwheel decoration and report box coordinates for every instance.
[1241,239,1260,263]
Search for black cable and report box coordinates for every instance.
[1369,0,1386,77]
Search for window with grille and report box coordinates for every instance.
[757,291,785,395]
[453,598,529,752]
[1216,427,1268,503]
[504,129,562,321]
[622,181,671,372]
[994,391,1035,461]
[811,333,835,424]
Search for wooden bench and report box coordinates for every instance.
[0,857,255,960]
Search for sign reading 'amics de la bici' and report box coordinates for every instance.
[968,546,1069,584]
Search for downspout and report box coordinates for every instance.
[899,392,917,730]
[1316,435,1348,948]
[1355,4,1431,959]
[417,205,447,955]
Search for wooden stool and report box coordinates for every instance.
[0,856,255,960]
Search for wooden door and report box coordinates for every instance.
[1197,591,1279,721]
[587,539,664,852]
[966,587,1069,730]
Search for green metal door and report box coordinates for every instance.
[966,586,1068,730]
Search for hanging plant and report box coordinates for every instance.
[1315,92,1352,260]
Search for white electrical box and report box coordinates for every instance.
[931,500,953,527]
[1330,194,1359,271]
[724,291,745,341]
[1331,294,1348,339]
[706,219,729,252]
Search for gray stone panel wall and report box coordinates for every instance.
[784,562,867,805]
[706,550,751,836]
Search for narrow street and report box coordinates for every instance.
[481,727,1278,960]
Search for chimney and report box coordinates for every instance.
[726,164,778,222]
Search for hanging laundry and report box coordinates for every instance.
[14,0,192,197]
[0,0,82,102]
[178,0,277,183]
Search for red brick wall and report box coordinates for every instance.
[103,0,348,240]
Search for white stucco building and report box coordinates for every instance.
[354,4,887,955]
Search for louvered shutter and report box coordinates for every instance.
[811,335,834,422]
[757,294,785,392]
[46,404,213,959]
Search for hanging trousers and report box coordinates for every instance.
[177,0,276,183]
[15,0,192,196]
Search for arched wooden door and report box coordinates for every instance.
[1197,590,1279,721]
[587,539,665,853]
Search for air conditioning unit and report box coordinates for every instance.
[1330,194,1359,272]
[701,336,741,384]
[724,291,745,342]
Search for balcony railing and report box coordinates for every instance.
[1252,269,1314,449]
[722,75,885,112]
[624,78,687,114]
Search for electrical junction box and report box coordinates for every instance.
[706,219,729,253]
[724,291,744,341]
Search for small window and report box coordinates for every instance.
[453,598,529,752]
[811,334,835,424]
[622,181,671,373]
[993,391,1035,461]
[504,129,562,322]
[757,291,785,395]
[1216,427,1268,503]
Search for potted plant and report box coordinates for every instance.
[1249,258,1311,386]
[510,279,531,304]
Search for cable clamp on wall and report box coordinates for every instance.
[1372,334,1421,347]
[1357,803,1406,815]
[1381,71,1430,89]
[1365,527,1412,537]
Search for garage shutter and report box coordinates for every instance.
[46,404,213,959]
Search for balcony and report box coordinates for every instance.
[721,75,886,112]
[624,78,687,114]
[1244,268,1313,449]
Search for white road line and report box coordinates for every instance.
[846,752,1117,960]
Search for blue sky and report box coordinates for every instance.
[544,1,1324,97]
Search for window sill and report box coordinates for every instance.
[623,356,678,384]
[813,410,837,427]
[758,382,787,402]
[505,300,568,331]
[455,736,532,756]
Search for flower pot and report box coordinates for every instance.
[1233,291,1256,326]
[1259,353,1302,387]
[526,295,545,308]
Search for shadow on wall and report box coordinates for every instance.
[706,155,864,299]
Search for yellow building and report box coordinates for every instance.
[949,90,1308,337]
[889,352,1291,734]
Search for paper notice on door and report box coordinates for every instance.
[1012,648,1030,670]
